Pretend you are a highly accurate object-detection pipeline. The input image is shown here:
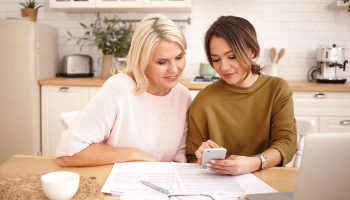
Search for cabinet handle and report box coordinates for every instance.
[339,120,350,125]
[59,87,70,92]
[314,93,326,99]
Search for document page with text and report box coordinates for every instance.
[101,162,276,200]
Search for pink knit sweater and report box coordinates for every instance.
[56,73,191,162]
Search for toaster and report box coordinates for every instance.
[58,54,94,77]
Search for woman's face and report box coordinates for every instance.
[145,40,185,96]
[209,36,248,86]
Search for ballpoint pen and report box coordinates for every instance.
[140,180,170,195]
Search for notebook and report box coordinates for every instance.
[246,133,350,200]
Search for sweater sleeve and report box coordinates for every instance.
[56,77,119,157]
[269,79,297,166]
[173,95,192,163]
[172,126,188,163]
[186,95,209,163]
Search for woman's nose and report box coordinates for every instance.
[168,61,179,73]
[220,58,230,71]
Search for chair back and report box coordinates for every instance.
[293,117,316,167]
[60,111,80,129]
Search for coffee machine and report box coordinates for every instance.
[307,44,348,83]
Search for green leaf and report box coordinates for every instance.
[19,0,44,9]
[80,23,88,28]
[68,12,133,57]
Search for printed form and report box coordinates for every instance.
[101,162,276,200]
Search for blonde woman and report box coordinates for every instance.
[56,14,191,167]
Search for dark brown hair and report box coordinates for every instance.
[205,16,261,80]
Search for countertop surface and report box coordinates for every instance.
[38,77,350,92]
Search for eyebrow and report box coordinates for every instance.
[156,52,184,60]
[210,50,233,57]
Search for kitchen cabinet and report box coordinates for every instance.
[95,0,143,8]
[49,0,95,8]
[41,85,100,156]
[319,117,350,133]
[293,91,350,133]
[142,0,191,8]
[89,87,101,99]
[49,0,192,12]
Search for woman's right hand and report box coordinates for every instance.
[195,140,220,164]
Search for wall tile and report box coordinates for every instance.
[1,0,349,80]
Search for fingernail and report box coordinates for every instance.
[211,160,216,164]
[206,163,211,167]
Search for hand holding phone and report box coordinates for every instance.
[201,148,227,168]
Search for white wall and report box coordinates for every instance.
[1,0,350,81]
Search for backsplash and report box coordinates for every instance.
[1,0,350,81]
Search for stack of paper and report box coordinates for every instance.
[101,162,276,200]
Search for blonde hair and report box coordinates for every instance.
[126,13,187,94]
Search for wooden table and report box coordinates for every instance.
[0,155,298,198]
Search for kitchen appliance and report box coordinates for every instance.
[307,44,348,83]
[58,54,94,77]
[0,19,58,163]
[193,63,219,82]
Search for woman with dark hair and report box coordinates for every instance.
[186,16,296,175]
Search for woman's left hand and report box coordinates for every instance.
[207,155,261,175]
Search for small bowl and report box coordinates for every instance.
[41,171,80,200]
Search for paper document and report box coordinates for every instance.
[101,162,276,200]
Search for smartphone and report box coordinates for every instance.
[201,148,227,168]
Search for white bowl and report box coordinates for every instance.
[41,171,80,200]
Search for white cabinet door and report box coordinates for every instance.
[49,0,95,8]
[143,0,191,7]
[88,87,101,100]
[51,0,191,11]
[41,86,89,156]
[95,0,143,8]
[293,91,350,117]
[319,117,350,133]
[293,91,350,133]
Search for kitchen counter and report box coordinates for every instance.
[38,77,350,92]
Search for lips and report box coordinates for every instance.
[165,74,179,81]
[222,73,235,78]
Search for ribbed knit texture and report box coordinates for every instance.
[56,73,191,162]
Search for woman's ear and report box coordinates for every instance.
[248,49,255,58]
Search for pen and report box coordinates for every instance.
[140,180,169,195]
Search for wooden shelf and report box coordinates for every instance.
[328,0,349,10]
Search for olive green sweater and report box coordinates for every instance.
[186,75,297,166]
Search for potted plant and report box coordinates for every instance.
[345,0,350,12]
[68,13,133,78]
[19,0,44,22]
